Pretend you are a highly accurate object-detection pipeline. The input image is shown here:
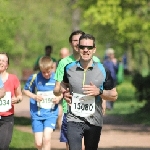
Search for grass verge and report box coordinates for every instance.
[106,76,150,125]
[10,128,35,149]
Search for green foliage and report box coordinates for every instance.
[107,76,150,125]
[116,76,135,100]
[1,0,150,81]
[107,100,150,125]
[12,0,72,67]
[77,0,150,66]
[0,0,72,76]
[0,0,20,53]
[10,117,34,149]
[132,72,150,105]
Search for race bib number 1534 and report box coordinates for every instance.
[0,92,11,112]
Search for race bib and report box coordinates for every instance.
[37,91,55,109]
[71,93,95,117]
[0,92,12,112]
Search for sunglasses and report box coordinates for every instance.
[78,45,94,50]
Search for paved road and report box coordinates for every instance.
[14,95,150,150]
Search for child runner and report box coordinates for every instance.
[23,56,62,150]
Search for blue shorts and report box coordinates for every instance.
[32,117,57,133]
[60,113,68,143]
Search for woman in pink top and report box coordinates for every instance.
[0,52,22,150]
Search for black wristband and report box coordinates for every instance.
[99,89,103,95]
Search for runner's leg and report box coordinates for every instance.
[82,137,85,150]
[59,113,69,150]
[57,104,63,129]
[34,132,43,150]
[0,115,14,150]
[42,116,57,150]
[67,121,84,150]
[43,127,53,150]
[32,119,43,150]
[84,123,102,150]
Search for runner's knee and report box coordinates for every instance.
[35,141,42,149]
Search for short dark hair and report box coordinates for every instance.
[79,34,95,47]
[69,30,85,43]
[45,45,53,51]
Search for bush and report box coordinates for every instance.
[132,72,150,105]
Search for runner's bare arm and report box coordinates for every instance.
[100,88,118,101]
[12,85,22,104]
[0,87,5,98]
[53,81,61,96]
[23,89,43,102]
[100,68,118,101]
[60,81,72,104]
[60,81,69,93]
[52,94,63,104]
[102,99,106,115]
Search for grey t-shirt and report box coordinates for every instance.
[63,61,114,127]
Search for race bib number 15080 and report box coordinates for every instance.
[71,93,95,118]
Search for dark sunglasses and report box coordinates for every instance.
[78,45,94,50]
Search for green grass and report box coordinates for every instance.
[10,128,35,150]
[106,76,150,125]
[108,99,146,115]
[9,117,35,149]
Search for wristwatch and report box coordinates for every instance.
[99,89,103,95]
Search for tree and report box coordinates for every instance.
[0,0,20,55]
[0,0,72,77]
[77,0,150,72]
[71,0,81,31]
[76,0,150,107]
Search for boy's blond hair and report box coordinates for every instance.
[39,56,53,70]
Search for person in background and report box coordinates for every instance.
[0,52,23,150]
[57,47,70,67]
[57,47,70,130]
[0,77,5,98]
[33,45,57,72]
[122,52,128,74]
[103,48,118,110]
[59,48,70,61]
[23,56,62,150]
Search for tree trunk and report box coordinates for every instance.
[71,0,80,31]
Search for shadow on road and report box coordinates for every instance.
[103,115,150,133]
[14,116,31,126]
